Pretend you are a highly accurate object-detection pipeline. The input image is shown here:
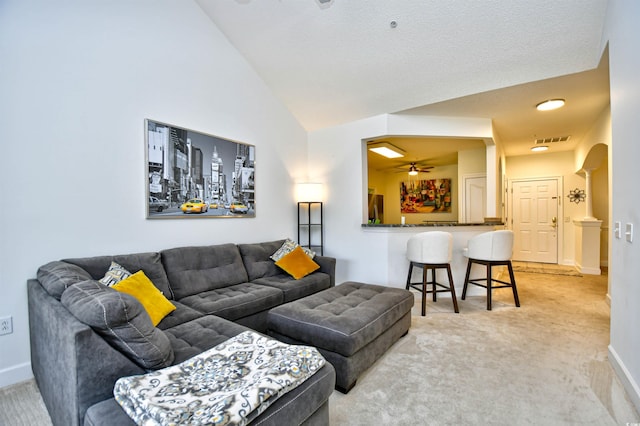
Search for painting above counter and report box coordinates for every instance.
[400,178,452,214]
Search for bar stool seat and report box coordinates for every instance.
[461,230,520,310]
[406,231,459,315]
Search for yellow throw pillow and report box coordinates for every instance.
[112,271,176,326]
[275,245,320,280]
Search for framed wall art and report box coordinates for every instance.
[400,178,452,214]
[145,119,255,219]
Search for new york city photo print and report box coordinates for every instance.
[146,119,255,218]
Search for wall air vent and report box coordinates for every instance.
[535,136,571,144]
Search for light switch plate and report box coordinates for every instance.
[625,223,633,242]
[614,221,622,238]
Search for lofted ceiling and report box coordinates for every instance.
[196,0,610,161]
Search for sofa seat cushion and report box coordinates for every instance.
[178,282,283,321]
[162,315,250,364]
[63,252,173,299]
[253,272,331,303]
[156,301,204,330]
[238,239,287,281]
[161,244,249,299]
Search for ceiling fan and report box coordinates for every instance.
[394,162,434,175]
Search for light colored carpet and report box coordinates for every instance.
[329,269,639,425]
[0,378,51,426]
[1,270,639,425]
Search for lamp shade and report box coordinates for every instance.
[296,183,323,202]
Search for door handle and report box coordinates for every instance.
[551,217,557,228]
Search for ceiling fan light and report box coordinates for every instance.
[536,99,565,111]
[368,142,405,159]
[408,170,419,176]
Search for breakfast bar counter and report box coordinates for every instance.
[362,221,500,228]
[361,222,504,298]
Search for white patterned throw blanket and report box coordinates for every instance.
[114,331,326,426]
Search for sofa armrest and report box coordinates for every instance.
[28,279,144,426]
[313,255,336,287]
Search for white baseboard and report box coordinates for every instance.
[576,263,601,275]
[608,345,640,414]
[0,362,33,389]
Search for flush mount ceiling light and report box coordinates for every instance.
[536,99,565,111]
[368,142,405,159]
[531,146,549,152]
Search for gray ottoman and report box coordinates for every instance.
[267,281,414,393]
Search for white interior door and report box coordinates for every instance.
[464,175,486,223]
[511,179,559,263]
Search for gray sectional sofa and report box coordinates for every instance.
[28,239,337,426]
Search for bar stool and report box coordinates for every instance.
[406,231,459,315]
[461,230,520,310]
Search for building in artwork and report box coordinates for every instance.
[210,146,225,204]
[232,144,255,207]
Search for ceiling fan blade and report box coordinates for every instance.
[387,161,434,173]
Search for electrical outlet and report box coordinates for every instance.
[0,316,13,336]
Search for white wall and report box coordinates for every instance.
[308,115,390,285]
[603,0,640,412]
[308,113,493,286]
[574,106,612,172]
[458,148,487,221]
[0,0,308,387]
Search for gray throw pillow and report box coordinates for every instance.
[37,261,93,300]
[61,280,175,370]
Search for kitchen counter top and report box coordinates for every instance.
[362,222,503,228]
[357,224,504,297]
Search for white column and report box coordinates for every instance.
[584,168,596,220]
[573,219,602,275]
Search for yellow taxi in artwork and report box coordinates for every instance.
[180,198,209,214]
[230,201,249,214]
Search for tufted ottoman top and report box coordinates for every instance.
[267,281,414,357]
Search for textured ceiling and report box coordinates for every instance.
[197,0,609,157]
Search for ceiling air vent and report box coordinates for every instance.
[535,136,571,144]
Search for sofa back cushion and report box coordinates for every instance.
[238,239,286,281]
[161,244,249,299]
[63,252,174,299]
[37,261,94,300]
[61,280,175,370]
